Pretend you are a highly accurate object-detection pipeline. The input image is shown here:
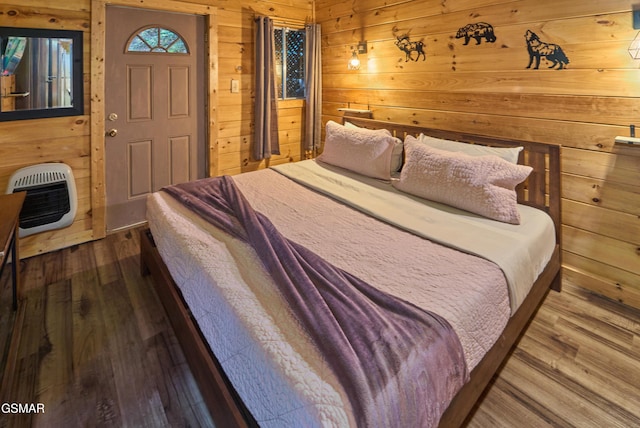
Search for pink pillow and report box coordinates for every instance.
[345,121,404,173]
[393,136,532,224]
[417,134,523,164]
[318,121,398,180]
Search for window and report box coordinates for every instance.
[274,28,305,99]
[126,26,188,54]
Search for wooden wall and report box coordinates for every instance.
[0,0,311,258]
[215,4,311,175]
[317,0,640,308]
[0,1,93,257]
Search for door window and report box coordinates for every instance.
[126,26,188,54]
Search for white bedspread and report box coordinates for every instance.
[146,161,555,427]
[272,160,556,313]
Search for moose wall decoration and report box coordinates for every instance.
[395,35,426,62]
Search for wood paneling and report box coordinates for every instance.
[0,3,92,258]
[318,0,640,309]
[212,0,310,175]
[1,76,16,112]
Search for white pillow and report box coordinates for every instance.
[318,121,398,180]
[393,136,532,224]
[417,134,523,164]
[345,121,404,173]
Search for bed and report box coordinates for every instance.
[140,118,562,427]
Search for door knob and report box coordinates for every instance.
[106,129,118,137]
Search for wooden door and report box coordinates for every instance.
[105,6,205,232]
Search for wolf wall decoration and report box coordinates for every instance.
[525,30,569,70]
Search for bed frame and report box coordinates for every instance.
[140,118,562,427]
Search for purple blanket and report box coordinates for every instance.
[163,175,469,427]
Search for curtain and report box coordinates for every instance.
[253,16,280,161]
[304,24,322,157]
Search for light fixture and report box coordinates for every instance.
[348,50,360,70]
[347,41,367,70]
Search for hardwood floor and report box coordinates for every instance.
[466,280,640,427]
[0,227,639,427]
[0,229,213,428]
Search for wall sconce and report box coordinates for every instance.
[348,41,367,70]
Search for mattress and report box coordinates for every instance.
[146,160,556,427]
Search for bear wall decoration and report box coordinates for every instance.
[455,22,497,45]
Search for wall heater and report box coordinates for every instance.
[6,163,78,237]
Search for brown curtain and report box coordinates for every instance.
[304,24,322,157]
[253,16,280,161]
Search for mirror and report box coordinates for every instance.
[0,27,83,121]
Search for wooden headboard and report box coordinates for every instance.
[342,117,562,247]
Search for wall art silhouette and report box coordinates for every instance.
[395,35,426,62]
[455,23,496,45]
[525,30,569,70]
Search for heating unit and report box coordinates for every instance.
[6,163,78,237]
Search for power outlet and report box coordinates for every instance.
[231,79,239,93]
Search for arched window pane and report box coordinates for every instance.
[167,39,187,53]
[126,26,188,54]
[139,28,159,47]
[159,29,178,47]
[128,36,150,52]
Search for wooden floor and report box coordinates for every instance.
[0,228,639,427]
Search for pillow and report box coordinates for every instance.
[345,121,404,173]
[318,120,398,179]
[417,134,523,164]
[393,136,532,224]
